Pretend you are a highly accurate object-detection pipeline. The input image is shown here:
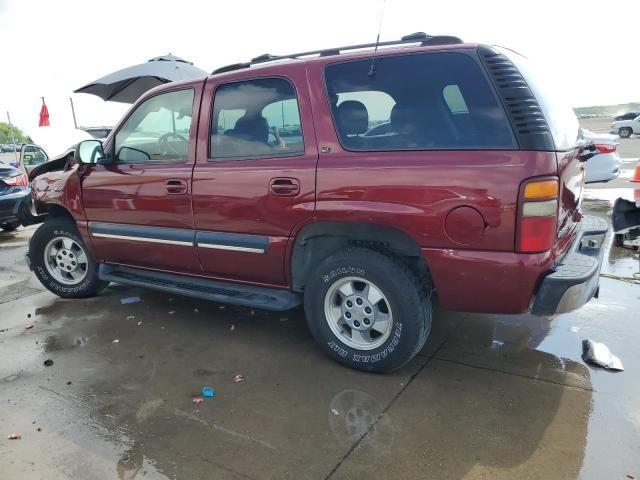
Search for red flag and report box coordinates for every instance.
[39,97,50,127]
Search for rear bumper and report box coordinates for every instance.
[531,216,608,316]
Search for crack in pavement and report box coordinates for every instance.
[431,356,594,393]
[324,338,448,480]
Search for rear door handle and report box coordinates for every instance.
[165,179,188,195]
[270,177,300,197]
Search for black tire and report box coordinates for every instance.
[30,218,109,298]
[304,247,432,373]
[1,222,19,232]
[619,127,632,139]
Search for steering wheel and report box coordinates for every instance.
[158,132,187,143]
[157,132,187,157]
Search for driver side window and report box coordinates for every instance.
[115,89,194,163]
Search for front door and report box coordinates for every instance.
[81,86,203,273]
[192,68,317,286]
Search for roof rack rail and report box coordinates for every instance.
[211,32,463,74]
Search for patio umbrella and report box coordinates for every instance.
[73,54,207,104]
[39,97,50,127]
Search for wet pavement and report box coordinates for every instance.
[1,183,639,479]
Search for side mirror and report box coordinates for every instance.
[75,140,105,165]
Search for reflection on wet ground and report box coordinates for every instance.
[0,189,638,479]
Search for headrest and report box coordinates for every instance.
[336,101,369,135]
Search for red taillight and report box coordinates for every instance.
[595,143,616,154]
[518,216,557,252]
[517,178,559,253]
[3,174,28,187]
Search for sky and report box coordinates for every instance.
[0,0,638,142]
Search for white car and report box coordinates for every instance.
[609,115,640,138]
[582,129,621,183]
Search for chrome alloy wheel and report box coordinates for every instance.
[43,236,89,285]
[323,276,393,350]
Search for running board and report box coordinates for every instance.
[99,265,301,311]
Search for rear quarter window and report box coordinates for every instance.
[498,47,580,151]
[324,51,516,151]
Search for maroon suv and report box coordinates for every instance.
[27,33,607,372]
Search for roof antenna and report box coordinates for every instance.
[368,0,386,78]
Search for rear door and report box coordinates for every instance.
[81,85,203,273]
[192,66,317,286]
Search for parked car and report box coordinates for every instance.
[610,116,640,138]
[614,111,640,121]
[0,163,31,232]
[581,130,621,183]
[18,144,50,175]
[26,33,607,372]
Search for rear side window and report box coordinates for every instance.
[324,52,516,151]
[210,78,304,160]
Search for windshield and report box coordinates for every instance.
[499,47,580,151]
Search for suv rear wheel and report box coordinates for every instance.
[30,218,109,298]
[619,127,633,138]
[304,247,432,372]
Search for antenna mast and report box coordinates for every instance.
[368,0,386,77]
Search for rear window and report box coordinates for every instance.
[499,47,580,151]
[324,52,516,151]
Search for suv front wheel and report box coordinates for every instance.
[30,218,109,298]
[304,248,432,372]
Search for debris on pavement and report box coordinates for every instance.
[331,408,339,416]
[27,313,31,318]
[218,305,226,310]
[43,359,54,367]
[194,308,199,313]
[137,321,142,326]
[233,374,245,383]
[126,315,135,320]
[25,324,34,330]
[66,381,72,385]
[8,433,21,440]
[168,311,175,315]
[192,396,204,405]
[37,427,42,432]
[201,386,215,398]
[0,328,7,333]
[112,339,120,344]
[120,296,141,305]
[230,324,235,332]
[582,339,624,371]
[570,326,580,333]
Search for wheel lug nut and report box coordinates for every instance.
[364,318,370,325]
[346,301,353,308]
[345,312,352,319]
[356,298,363,306]
[353,320,360,327]
[365,307,372,314]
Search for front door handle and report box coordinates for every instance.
[166,179,188,195]
[270,178,300,197]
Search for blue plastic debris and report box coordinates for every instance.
[121,296,141,305]
[202,386,215,398]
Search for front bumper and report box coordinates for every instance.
[531,215,608,316]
